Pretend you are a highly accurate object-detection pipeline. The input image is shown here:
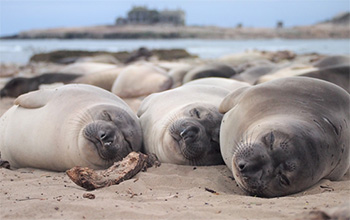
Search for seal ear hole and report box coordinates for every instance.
[101,111,113,121]
[190,108,201,119]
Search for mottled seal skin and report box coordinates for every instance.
[220,77,349,197]
[137,78,249,166]
[0,84,142,171]
[0,73,82,98]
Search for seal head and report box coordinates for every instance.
[82,107,140,164]
[165,104,223,165]
[231,120,326,197]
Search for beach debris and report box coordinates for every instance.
[66,152,160,190]
[127,188,138,198]
[205,187,219,195]
[320,185,335,192]
[83,193,95,199]
[0,152,10,169]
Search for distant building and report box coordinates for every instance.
[276,21,284,29]
[116,6,185,26]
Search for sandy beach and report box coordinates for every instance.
[1,163,349,219]
[0,50,349,220]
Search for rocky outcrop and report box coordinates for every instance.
[29,48,197,63]
[317,12,350,26]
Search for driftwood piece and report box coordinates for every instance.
[66,152,159,190]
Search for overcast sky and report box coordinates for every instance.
[0,0,349,36]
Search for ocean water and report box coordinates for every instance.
[0,39,349,64]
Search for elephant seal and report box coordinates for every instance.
[59,62,119,75]
[0,84,142,171]
[313,55,350,68]
[72,67,124,91]
[0,73,82,98]
[111,63,172,98]
[183,63,236,83]
[256,65,318,84]
[137,78,249,165]
[300,65,350,93]
[168,65,193,88]
[220,77,350,197]
[232,65,275,85]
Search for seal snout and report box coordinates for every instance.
[233,144,273,195]
[169,120,208,160]
[98,130,115,147]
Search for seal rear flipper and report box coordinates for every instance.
[219,86,249,113]
[14,89,55,109]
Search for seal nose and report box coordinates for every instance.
[98,130,115,147]
[98,131,107,140]
[180,125,199,142]
[237,161,247,171]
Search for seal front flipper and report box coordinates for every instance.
[14,89,55,109]
[219,86,249,114]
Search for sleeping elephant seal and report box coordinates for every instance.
[137,78,249,165]
[111,63,172,98]
[0,84,142,171]
[300,65,350,93]
[182,63,236,84]
[0,73,82,98]
[219,77,350,197]
[313,55,350,68]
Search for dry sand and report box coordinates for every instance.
[1,164,349,219]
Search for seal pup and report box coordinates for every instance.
[313,55,350,68]
[59,62,119,75]
[300,65,350,93]
[168,65,193,88]
[138,78,249,165]
[256,64,318,84]
[220,77,350,197]
[232,65,275,85]
[182,63,236,83]
[72,67,125,91]
[111,63,172,98]
[0,73,82,98]
[0,84,142,171]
